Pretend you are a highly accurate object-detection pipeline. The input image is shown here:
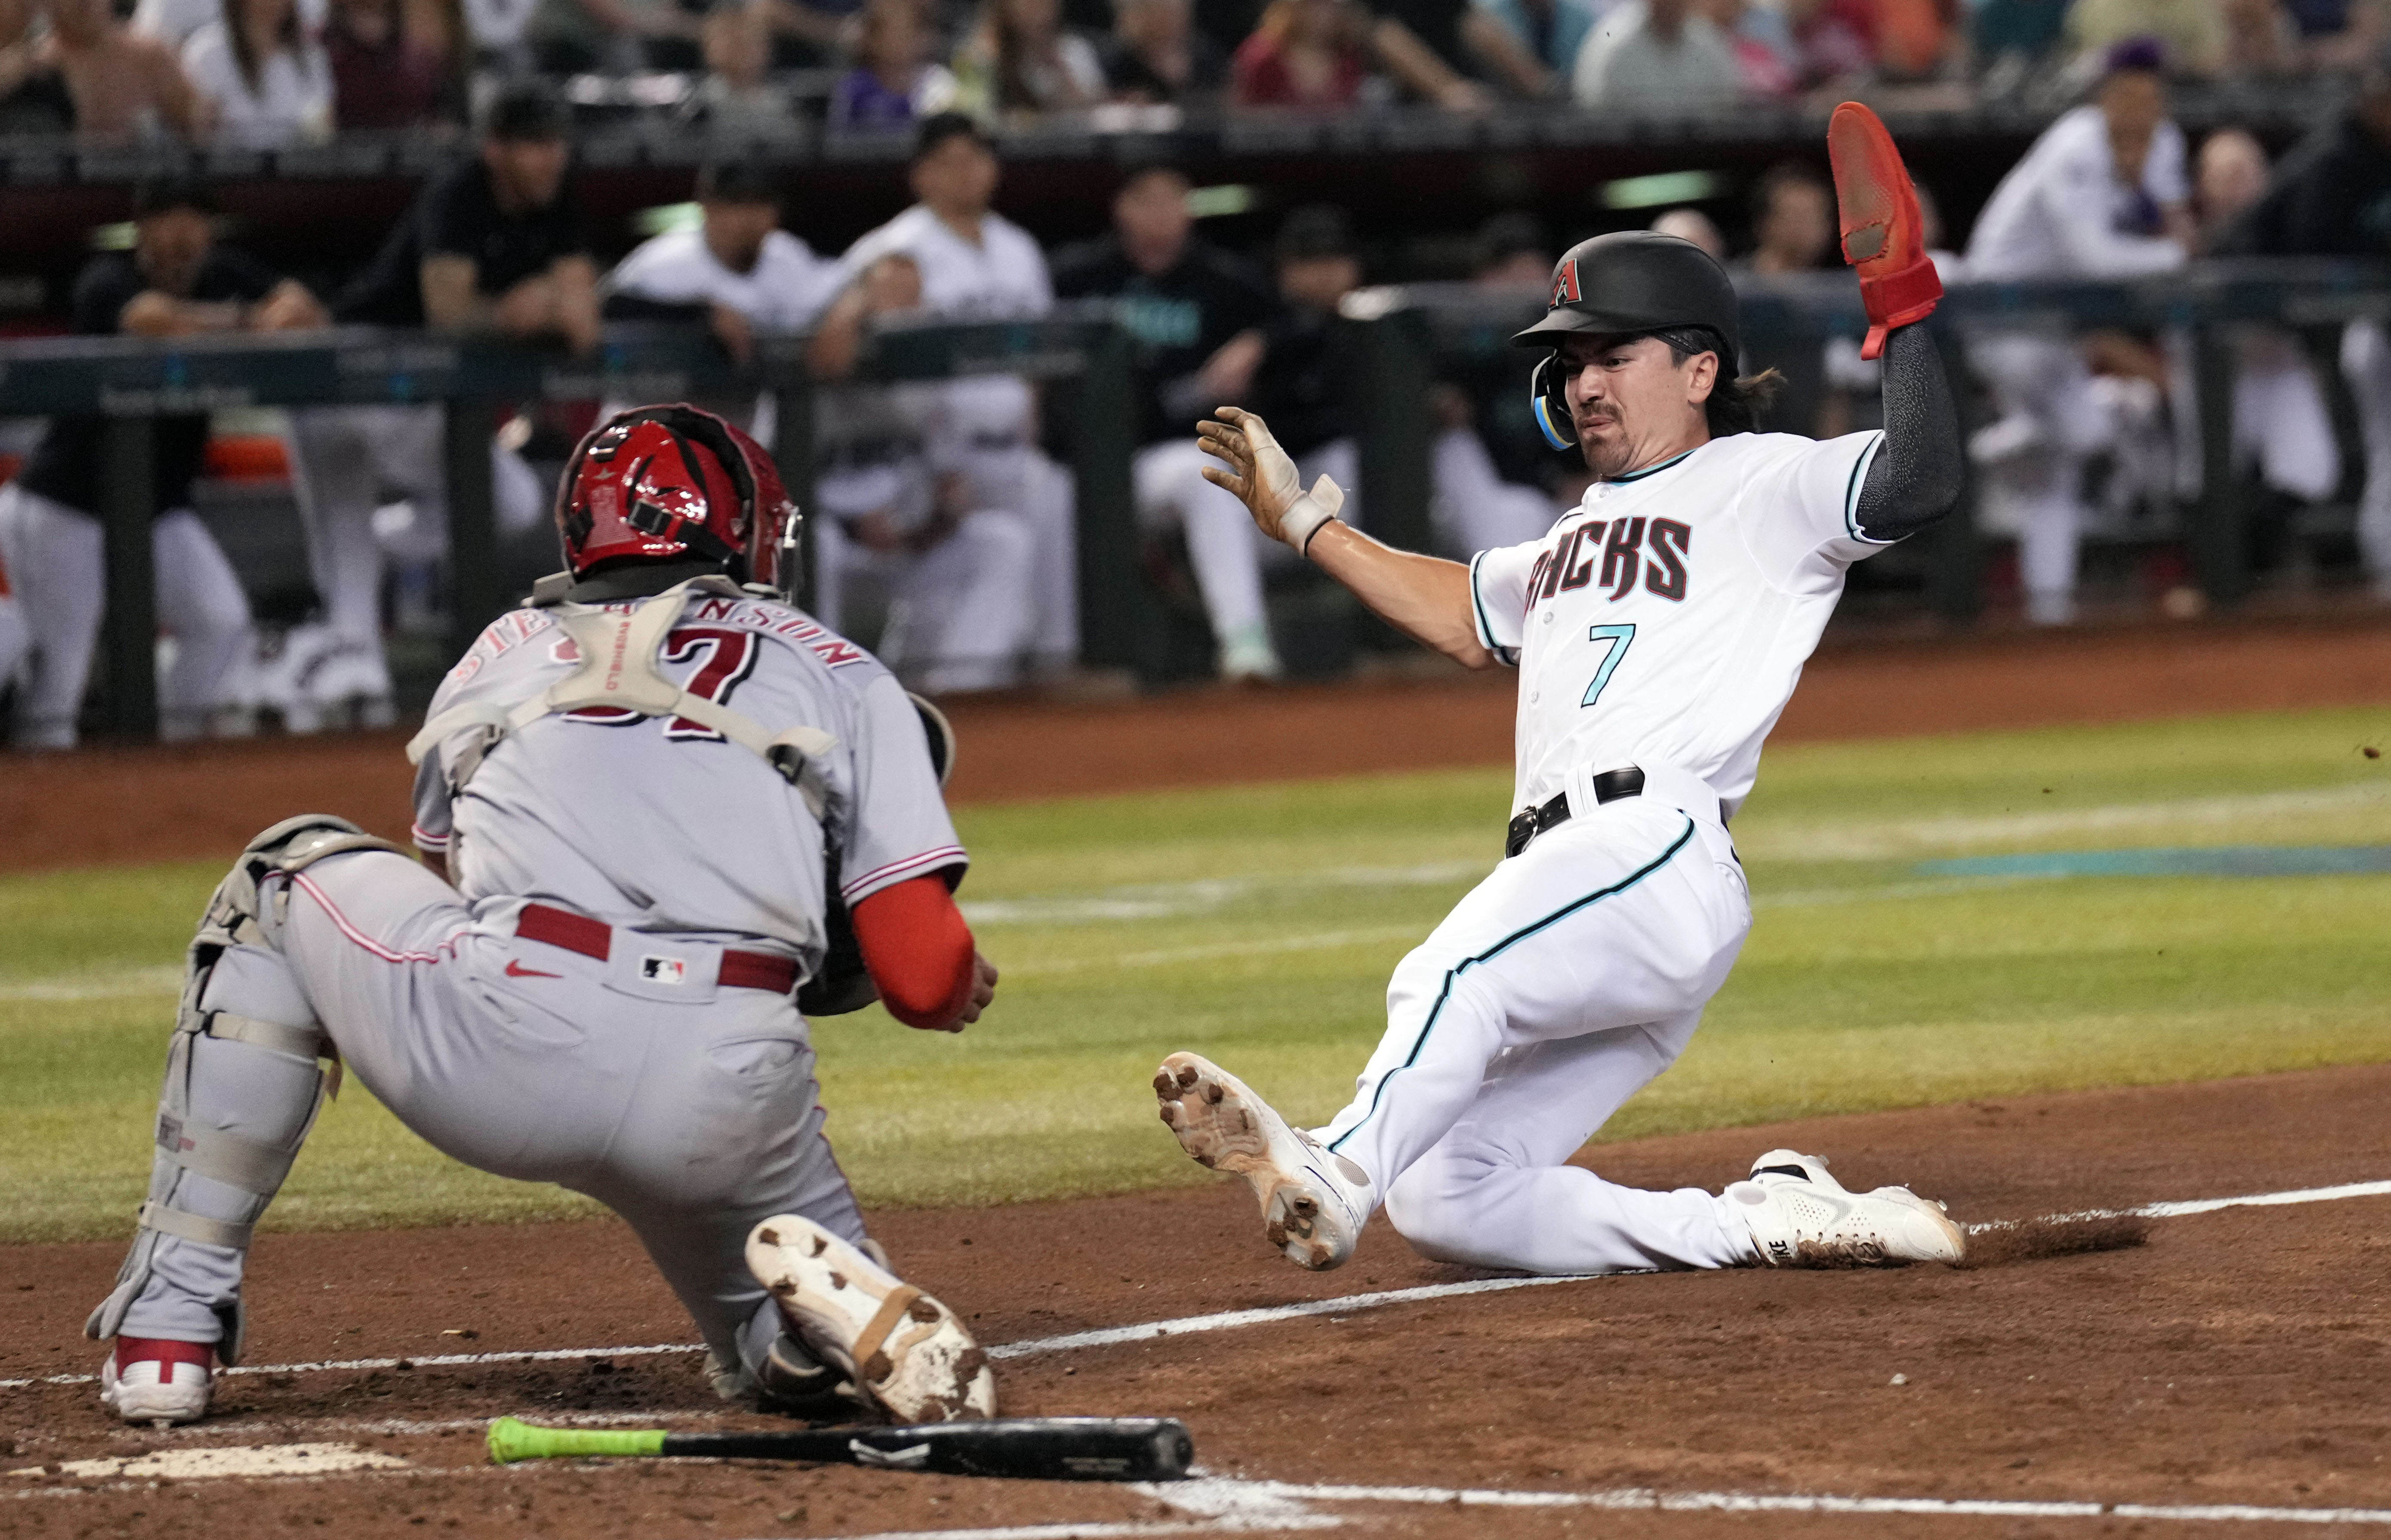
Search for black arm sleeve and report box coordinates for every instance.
[1851,322,1963,543]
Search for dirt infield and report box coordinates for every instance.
[5,615,2391,872]
[6,1064,2388,1537]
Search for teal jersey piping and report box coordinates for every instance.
[1602,446,1698,485]
[1328,815,1700,1157]
[1466,550,1517,666]
[1842,431,1893,544]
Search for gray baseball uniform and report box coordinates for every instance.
[92,584,965,1387]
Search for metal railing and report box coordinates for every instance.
[3,259,2386,738]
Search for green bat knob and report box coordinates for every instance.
[487,1416,668,1464]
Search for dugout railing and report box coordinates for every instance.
[3,259,2388,740]
[1349,259,2391,626]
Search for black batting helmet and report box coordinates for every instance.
[1513,231,1742,451]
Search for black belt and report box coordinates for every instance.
[1504,767,1644,858]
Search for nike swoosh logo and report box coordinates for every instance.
[505,960,561,979]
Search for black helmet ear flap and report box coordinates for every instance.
[1530,354,1574,452]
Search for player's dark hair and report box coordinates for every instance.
[1649,324,1782,436]
[697,161,783,205]
[912,111,991,163]
[482,81,570,143]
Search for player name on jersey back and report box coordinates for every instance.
[447,595,870,688]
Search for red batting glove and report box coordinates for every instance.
[1829,101,1943,361]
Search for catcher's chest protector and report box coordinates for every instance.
[407,578,840,818]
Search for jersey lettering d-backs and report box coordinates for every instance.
[1469,430,1889,822]
[410,593,965,973]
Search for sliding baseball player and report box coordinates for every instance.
[1155,108,1972,1277]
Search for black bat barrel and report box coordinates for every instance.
[663,1416,1196,1481]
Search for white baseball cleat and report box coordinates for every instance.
[1727,1148,1967,1267]
[745,1216,994,1423]
[99,1337,213,1427]
[1153,1051,1372,1271]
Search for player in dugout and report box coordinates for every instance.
[1153,108,1975,1280]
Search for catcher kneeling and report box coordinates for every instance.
[88,405,999,1428]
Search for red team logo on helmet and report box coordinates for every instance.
[1548,258,1582,310]
[555,404,798,592]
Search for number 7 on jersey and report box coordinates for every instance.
[1581,624,1636,707]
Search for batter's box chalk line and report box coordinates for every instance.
[7,1176,2389,1396]
[736,1474,2391,1539]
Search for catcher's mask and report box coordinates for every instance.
[556,403,802,597]
[1514,231,1743,452]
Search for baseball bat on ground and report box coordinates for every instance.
[485,1415,1194,1481]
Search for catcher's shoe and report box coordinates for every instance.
[100,1336,212,1427]
[1827,100,1943,359]
[1153,1051,1373,1271]
[1727,1149,1966,1267]
[745,1216,994,1423]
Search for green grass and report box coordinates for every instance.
[3,704,2387,1245]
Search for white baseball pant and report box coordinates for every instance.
[115,847,867,1381]
[2340,321,2391,598]
[0,483,252,747]
[288,404,546,647]
[1131,437,1361,648]
[945,441,1078,672]
[1968,331,2112,625]
[813,506,1040,694]
[1317,775,1756,1275]
[1431,428,1565,557]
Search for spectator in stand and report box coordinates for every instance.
[1054,162,1282,677]
[182,0,335,147]
[24,0,205,141]
[838,113,1079,678]
[286,85,591,730]
[1736,161,1835,274]
[2217,51,2391,599]
[2219,0,2301,74]
[0,179,323,748]
[756,0,860,65]
[459,0,539,65]
[1469,0,1599,90]
[1649,205,1728,259]
[829,0,960,129]
[1963,40,2191,624]
[1232,0,1371,106]
[2176,127,2341,574]
[1570,0,1744,110]
[952,0,1109,119]
[133,0,324,50]
[1105,0,1231,103]
[687,0,801,137]
[1702,0,1797,93]
[2064,0,2223,75]
[2289,0,2387,68]
[324,0,464,130]
[1785,0,1874,84]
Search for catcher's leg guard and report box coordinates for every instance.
[1828,101,1943,359]
[85,816,404,1364]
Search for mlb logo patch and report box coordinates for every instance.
[640,955,688,985]
[1549,260,1581,308]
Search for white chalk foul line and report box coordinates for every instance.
[10,1176,2389,1395]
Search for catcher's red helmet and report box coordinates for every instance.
[556,404,797,592]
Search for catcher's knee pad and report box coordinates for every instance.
[84,817,398,1362]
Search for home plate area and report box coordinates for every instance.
[6,1067,2390,1538]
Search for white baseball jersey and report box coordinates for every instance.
[1966,104,2188,279]
[606,228,845,333]
[838,205,1053,443]
[410,593,966,972]
[1467,430,1889,822]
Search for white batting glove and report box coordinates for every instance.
[1195,406,1347,554]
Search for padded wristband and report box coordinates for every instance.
[1857,258,1944,360]
[1282,474,1347,554]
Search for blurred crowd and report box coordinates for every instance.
[0,0,2385,144]
[5,36,2391,747]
